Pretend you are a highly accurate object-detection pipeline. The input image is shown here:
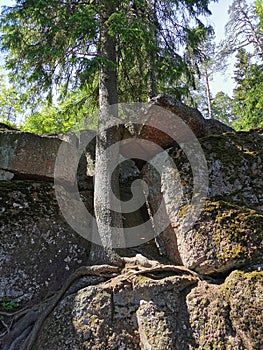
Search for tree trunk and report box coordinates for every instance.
[147,0,158,100]
[204,66,213,119]
[90,0,124,266]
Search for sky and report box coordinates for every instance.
[0,0,255,97]
[204,0,236,96]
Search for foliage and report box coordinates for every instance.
[1,0,99,99]
[256,0,263,21]
[211,91,235,126]
[0,68,28,124]
[0,0,216,121]
[232,49,263,130]
[23,86,98,134]
[0,298,19,311]
[256,0,263,38]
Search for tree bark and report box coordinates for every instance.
[91,0,124,265]
[146,0,158,100]
[204,66,213,119]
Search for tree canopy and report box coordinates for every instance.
[1,0,214,115]
[0,68,28,124]
[232,49,263,130]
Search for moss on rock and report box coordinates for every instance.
[178,200,263,275]
[187,270,263,349]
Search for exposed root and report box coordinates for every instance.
[122,254,200,278]
[8,326,33,350]
[2,310,39,350]
[133,264,198,277]
[1,264,120,350]
[0,308,29,318]
[1,260,199,350]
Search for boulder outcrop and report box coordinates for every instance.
[142,129,263,275]
[0,180,91,307]
[0,131,63,181]
[120,94,234,166]
[35,268,262,350]
[0,129,97,184]
[0,102,262,349]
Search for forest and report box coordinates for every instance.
[0,0,262,133]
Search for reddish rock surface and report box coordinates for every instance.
[142,129,263,274]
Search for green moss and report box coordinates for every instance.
[221,270,263,349]
[188,200,263,268]
[201,130,263,168]
[178,203,191,217]
[0,298,20,311]
[211,202,262,261]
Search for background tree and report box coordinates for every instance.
[211,91,235,126]
[217,0,263,130]
[0,68,28,124]
[232,49,263,130]
[23,86,98,134]
[221,0,263,57]
[186,31,228,118]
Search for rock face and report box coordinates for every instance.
[142,129,263,275]
[35,269,263,350]
[0,129,97,184]
[0,107,262,349]
[177,200,262,275]
[187,270,263,350]
[0,131,63,181]
[0,181,91,306]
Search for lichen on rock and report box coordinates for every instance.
[142,128,263,275]
[187,270,263,350]
[177,200,263,275]
[0,180,91,306]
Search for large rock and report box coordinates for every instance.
[0,129,140,189]
[177,200,263,274]
[0,131,62,181]
[187,270,263,350]
[142,129,263,274]
[36,270,198,349]
[0,130,83,183]
[120,94,234,166]
[35,268,262,349]
[0,180,91,306]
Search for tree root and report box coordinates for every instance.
[122,254,200,278]
[132,264,199,277]
[1,264,120,350]
[1,260,199,350]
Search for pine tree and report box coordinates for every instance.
[211,91,234,126]
[222,0,263,57]
[232,49,263,130]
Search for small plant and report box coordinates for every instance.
[0,298,20,311]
